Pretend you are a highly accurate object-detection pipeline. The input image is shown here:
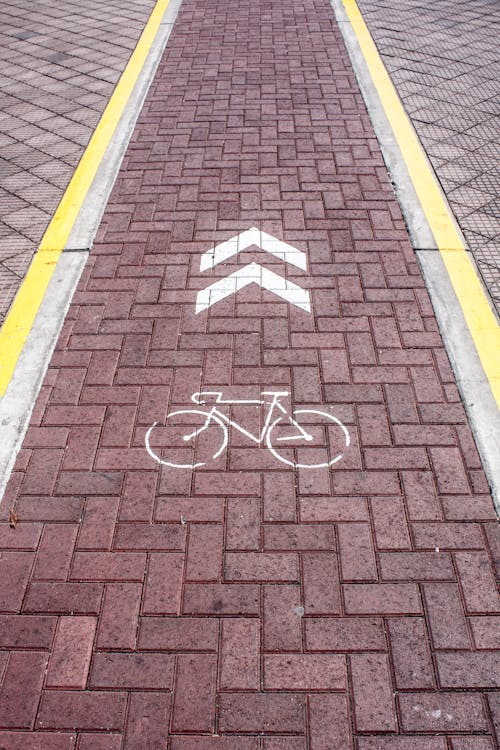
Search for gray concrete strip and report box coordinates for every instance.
[0,0,183,507]
[330,0,500,512]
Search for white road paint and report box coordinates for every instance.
[199,226,308,271]
[196,262,311,313]
[145,390,350,469]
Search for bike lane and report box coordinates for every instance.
[1,0,499,746]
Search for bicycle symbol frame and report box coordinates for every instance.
[145,390,350,470]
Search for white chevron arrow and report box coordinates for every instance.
[195,262,311,314]
[199,227,308,272]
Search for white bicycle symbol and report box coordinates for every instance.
[145,390,350,470]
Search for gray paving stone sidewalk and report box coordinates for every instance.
[357,0,500,314]
[0,0,157,324]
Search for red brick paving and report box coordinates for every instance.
[1,0,499,746]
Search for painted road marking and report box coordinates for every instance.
[0,0,173,397]
[145,390,350,469]
[340,0,500,408]
[196,262,311,313]
[199,227,308,271]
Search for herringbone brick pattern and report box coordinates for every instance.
[0,0,499,746]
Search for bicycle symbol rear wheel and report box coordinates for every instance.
[145,409,228,469]
[266,408,350,469]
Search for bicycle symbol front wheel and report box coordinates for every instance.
[266,408,350,469]
[145,409,228,469]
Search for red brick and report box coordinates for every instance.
[143,553,184,614]
[22,449,63,494]
[156,496,224,523]
[186,523,223,580]
[194,472,261,496]
[77,497,120,549]
[71,551,146,581]
[448,740,496,750]
[265,653,346,689]
[365,446,428,470]
[412,522,484,549]
[46,616,96,688]
[138,616,219,651]
[0,733,75,750]
[399,692,488,732]
[24,582,102,614]
[303,553,340,614]
[441,494,497,520]
[263,583,302,651]
[56,471,123,495]
[0,522,42,550]
[219,693,305,733]
[344,583,421,614]
[351,653,397,731]
[77,735,121,750]
[123,692,171,750]
[86,349,120,384]
[332,470,400,495]
[347,331,376,365]
[305,617,385,651]
[264,523,335,551]
[299,495,368,521]
[0,652,48,728]
[469,615,500,649]
[380,551,454,580]
[401,470,441,520]
[455,551,499,613]
[90,652,174,688]
[388,617,434,689]
[37,691,126,731]
[357,740,446,749]
[33,524,78,580]
[385,384,418,423]
[430,446,470,494]
[136,385,170,425]
[44,405,106,426]
[226,497,260,549]
[297,461,331,495]
[488,692,500,745]
[62,425,100,470]
[101,405,137,447]
[171,739,258,750]
[0,614,55,648]
[0,552,34,611]
[263,472,296,522]
[114,522,185,550]
[436,651,500,688]
[97,582,142,649]
[220,618,260,689]
[357,403,392,446]
[320,348,350,383]
[172,654,216,732]
[338,522,377,580]
[14,496,84,523]
[183,583,259,615]
[120,471,157,521]
[225,552,298,581]
[423,582,470,648]
[309,694,352,749]
[371,497,411,549]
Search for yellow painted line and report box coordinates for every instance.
[0,0,171,396]
[342,0,500,407]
